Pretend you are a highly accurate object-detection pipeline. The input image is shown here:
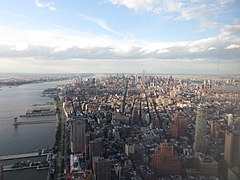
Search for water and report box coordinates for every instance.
[0,80,71,156]
[212,85,240,91]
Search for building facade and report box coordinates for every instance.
[193,104,208,154]
[224,128,240,167]
[152,143,181,176]
[171,112,187,138]
[93,157,111,180]
[70,118,86,154]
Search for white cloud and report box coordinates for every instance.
[0,24,239,74]
[109,0,236,31]
[35,0,56,11]
[76,13,125,38]
[221,25,240,37]
[225,44,240,49]
[0,24,239,64]
[208,47,216,50]
[110,0,158,11]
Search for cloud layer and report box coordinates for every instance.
[0,24,239,64]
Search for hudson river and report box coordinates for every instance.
[0,80,70,156]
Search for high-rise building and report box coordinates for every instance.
[227,114,233,127]
[85,132,90,160]
[171,112,187,138]
[193,104,208,154]
[210,121,220,141]
[224,128,240,167]
[170,89,175,99]
[125,142,135,157]
[152,143,181,176]
[196,153,218,176]
[93,157,111,180]
[89,138,102,166]
[70,117,86,154]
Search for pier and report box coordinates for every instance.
[0,151,49,172]
[0,152,40,161]
[19,113,56,117]
[12,118,56,126]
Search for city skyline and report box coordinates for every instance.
[0,0,239,74]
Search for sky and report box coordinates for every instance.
[0,0,239,74]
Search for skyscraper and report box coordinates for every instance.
[152,143,181,176]
[224,125,240,167]
[70,117,86,154]
[210,121,220,141]
[193,104,208,154]
[89,138,102,167]
[93,157,111,180]
[227,114,233,127]
[171,112,187,138]
[120,78,128,114]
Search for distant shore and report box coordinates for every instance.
[0,77,70,88]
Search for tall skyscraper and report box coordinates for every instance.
[120,78,128,114]
[210,121,220,141]
[224,125,240,167]
[93,157,111,180]
[194,104,208,154]
[152,143,181,176]
[171,112,187,138]
[89,138,102,166]
[227,114,233,127]
[70,117,86,154]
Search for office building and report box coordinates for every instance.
[125,142,135,157]
[196,153,218,176]
[152,143,181,176]
[93,157,111,180]
[89,138,102,166]
[224,127,240,167]
[210,121,221,142]
[227,114,233,127]
[171,112,187,138]
[70,118,86,154]
[193,104,208,154]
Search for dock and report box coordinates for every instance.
[16,120,56,125]
[0,151,50,172]
[13,118,56,126]
[0,152,40,161]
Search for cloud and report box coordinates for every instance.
[208,47,216,51]
[35,0,56,11]
[233,18,240,24]
[109,0,237,31]
[221,25,240,37]
[225,44,240,49]
[76,13,125,38]
[0,24,239,65]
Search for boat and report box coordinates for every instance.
[12,117,19,126]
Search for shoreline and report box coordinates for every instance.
[0,78,70,89]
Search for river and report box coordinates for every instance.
[0,80,71,156]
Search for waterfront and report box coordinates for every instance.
[0,80,70,156]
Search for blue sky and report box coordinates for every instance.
[0,0,239,74]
